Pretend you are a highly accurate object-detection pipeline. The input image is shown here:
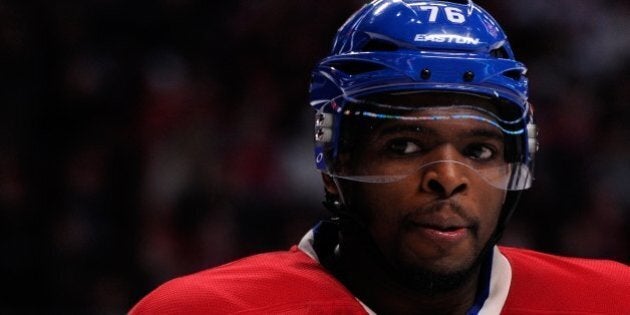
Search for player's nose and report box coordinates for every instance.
[419,146,469,198]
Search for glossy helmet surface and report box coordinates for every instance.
[309,0,536,180]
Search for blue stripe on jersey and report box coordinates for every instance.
[466,249,493,315]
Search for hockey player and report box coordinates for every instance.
[131,1,630,314]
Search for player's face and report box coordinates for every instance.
[339,102,506,278]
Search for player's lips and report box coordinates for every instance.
[406,202,475,243]
[412,223,471,243]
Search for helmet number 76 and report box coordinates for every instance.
[419,6,466,24]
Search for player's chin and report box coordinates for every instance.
[393,252,482,294]
[426,254,478,275]
[403,236,477,264]
[397,241,482,275]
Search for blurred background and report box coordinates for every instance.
[0,0,628,313]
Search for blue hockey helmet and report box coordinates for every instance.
[309,0,537,192]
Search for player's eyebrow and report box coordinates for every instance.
[461,127,504,141]
[372,123,437,138]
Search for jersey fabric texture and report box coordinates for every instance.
[130,225,630,314]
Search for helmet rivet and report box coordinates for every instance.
[420,68,431,80]
[315,113,325,124]
[463,71,475,82]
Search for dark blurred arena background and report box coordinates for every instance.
[1,0,628,313]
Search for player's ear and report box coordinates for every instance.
[321,173,339,195]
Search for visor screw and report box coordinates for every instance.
[315,128,324,141]
[420,68,431,80]
[463,71,475,82]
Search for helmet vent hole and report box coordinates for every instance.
[329,61,385,75]
[490,47,509,59]
[361,38,399,52]
[503,69,524,81]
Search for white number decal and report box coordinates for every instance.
[419,6,439,22]
[444,7,466,24]
[418,5,467,24]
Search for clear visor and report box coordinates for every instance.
[323,100,533,191]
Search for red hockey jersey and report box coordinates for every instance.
[131,230,630,314]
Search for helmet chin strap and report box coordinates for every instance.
[322,176,368,230]
[331,176,347,207]
[488,190,522,245]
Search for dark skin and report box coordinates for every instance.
[323,94,507,314]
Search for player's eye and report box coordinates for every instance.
[464,143,496,161]
[387,139,422,155]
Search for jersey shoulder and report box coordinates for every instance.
[129,246,365,314]
[499,246,630,314]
